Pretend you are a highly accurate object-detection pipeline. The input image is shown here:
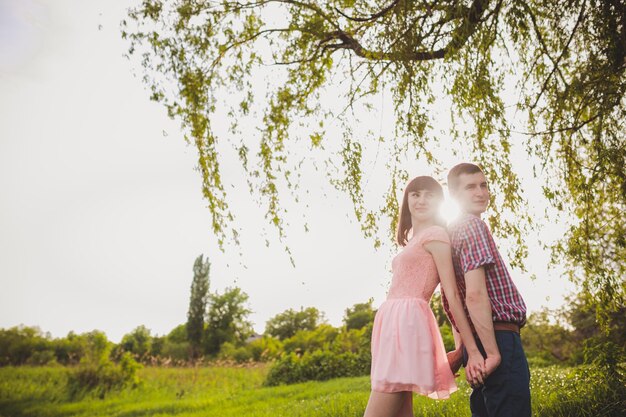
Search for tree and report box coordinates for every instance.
[119,325,153,361]
[204,287,254,355]
[565,290,626,370]
[186,254,211,358]
[343,300,376,330]
[522,308,579,365]
[0,325,54,366]
[124,1,625,369]
[160,324,190,361]
[265,306,323,340]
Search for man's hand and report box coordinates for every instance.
[483,354,501,378]
[464,352,486,388]
[446,348,464,376]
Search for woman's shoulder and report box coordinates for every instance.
[420,225,450,244]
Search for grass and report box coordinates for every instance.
[0,364,623,417]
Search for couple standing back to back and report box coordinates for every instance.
[363,163,531,417]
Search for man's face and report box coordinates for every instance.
[453,172,490,215]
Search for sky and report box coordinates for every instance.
[0,0,576,343]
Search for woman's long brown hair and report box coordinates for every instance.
[396,176,445,246]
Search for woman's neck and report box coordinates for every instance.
[410,219,436,235]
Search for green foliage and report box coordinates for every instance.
[66,331,141,399]
[343,300,376,331]
[523,308,580,366]
[565,290,626,372]
[438,322,456,352]
[204,287,253,355]
[119,325,153,361]
[265,307,323,340]
[51,331,86,365]
[264,350,370,386]
[330,327,369,354]
[156,324,191,362]
[217,336,285,363]
[246,336,284,362]
[530,365,626,417]
[282,324,339,355]
[167,324,188,343]
[430,292,460,351]
[0,326,55,366]
[187,254,210,359]
[429,292,448,327]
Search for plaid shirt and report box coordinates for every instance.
[443,214,527,333]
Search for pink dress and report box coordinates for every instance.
[370,225,457,399]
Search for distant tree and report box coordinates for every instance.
[204,287,253,355]
[343,300,376,331]
[523,308,578,365]
[186,254,211,358]
[265,307,323,340]
[119,325,152,361]
[79,330,114,366]
[166,324,187,343]
[158,324,190,361]
[53,331,86,365]
[565,290,626,369]
[0,325,53,366]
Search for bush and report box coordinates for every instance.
[283,324,339,354]
[67,352,141,399]
[26,350,57,366]
[264,349,370,386]
[159,340,190,362]
[246,336,283,361]
[66,332,141,399]
[218,342,252,363]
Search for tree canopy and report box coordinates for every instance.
[123,1,625,367]
[265,306,323,339]
[204,287,253,355]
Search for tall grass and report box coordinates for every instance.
[0,364,623,417]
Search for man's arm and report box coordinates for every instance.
[426,240,484,384]
[465,267,501,375]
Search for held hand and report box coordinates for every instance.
[464,352,486,388]
[446,348,464,376]
[483,353,501,378]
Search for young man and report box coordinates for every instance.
[443,163,531,417]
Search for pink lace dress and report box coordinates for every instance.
[370,225,457,399]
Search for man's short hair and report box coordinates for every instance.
[447,163,484,192]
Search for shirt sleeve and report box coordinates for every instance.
[421,225,450,245]
[459,218,496,273]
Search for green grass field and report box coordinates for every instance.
[0,364,623,417]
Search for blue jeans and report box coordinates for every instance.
[463,331,531,417]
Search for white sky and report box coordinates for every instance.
[0,0,576,342]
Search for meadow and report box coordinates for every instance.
[0,364,623,417]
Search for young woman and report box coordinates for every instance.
[363,176,486,417]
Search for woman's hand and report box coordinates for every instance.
[446,347,464,376]
[465,351,486,388]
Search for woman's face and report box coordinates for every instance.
[407,188,441,224]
